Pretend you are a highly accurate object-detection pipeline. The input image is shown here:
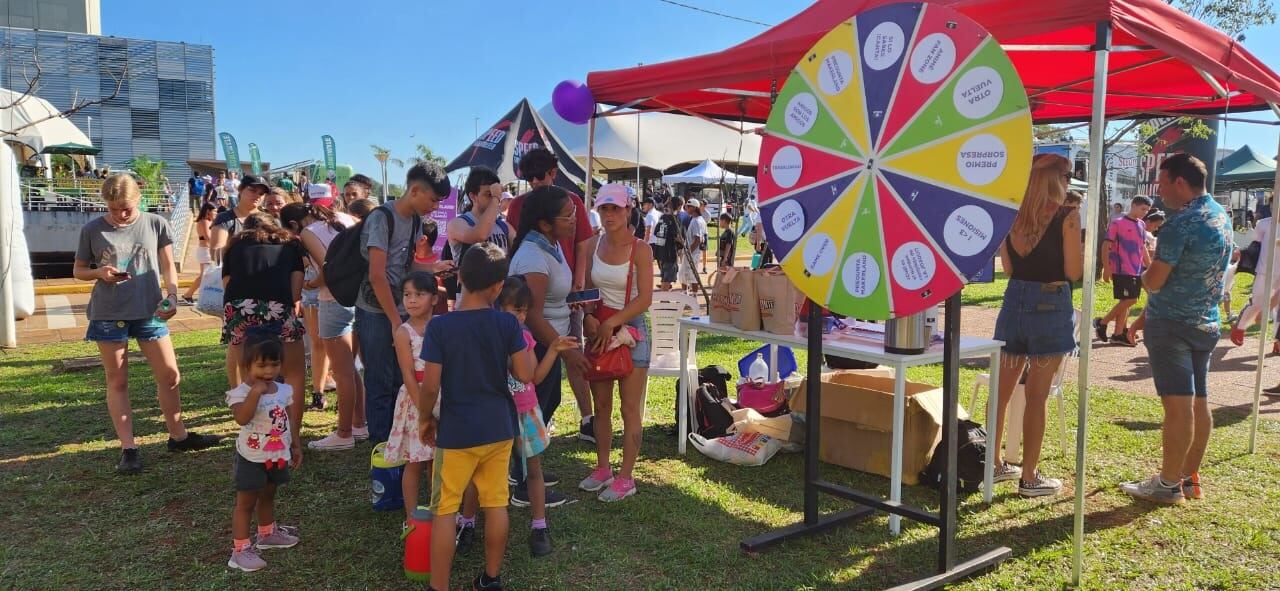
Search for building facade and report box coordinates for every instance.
[0,25,215,182]
[0,0,99,35]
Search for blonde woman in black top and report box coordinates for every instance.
[991,154,1083,498]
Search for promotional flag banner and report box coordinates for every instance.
[219,132,240,173]
[248,143,262,175]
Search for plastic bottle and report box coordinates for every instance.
[153,296,174,325]
[749,352,769,383]
[403,506,433,582]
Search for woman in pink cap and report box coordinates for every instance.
[577,183,654,502]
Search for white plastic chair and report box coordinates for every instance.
[645,291,700,423]
[969,310,1078,461]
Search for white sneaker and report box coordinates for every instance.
[307,433,354,451]
[351,426,370,442]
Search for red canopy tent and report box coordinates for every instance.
[583,1,1280,588]
[586,0,1280,123]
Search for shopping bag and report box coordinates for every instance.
[728,407,802,443]
[688,431,782,466]
[755,267,802,335]
[723,267,761,331]
[708,269,732,324]
[195,264,224,316]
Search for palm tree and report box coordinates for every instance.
[370,144,405,202]
[406,144,447,167]
[124,155,166,185]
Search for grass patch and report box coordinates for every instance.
[2,330,1279,589]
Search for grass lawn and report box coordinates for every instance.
[962,271,1257,330]
[3,329,1280,590]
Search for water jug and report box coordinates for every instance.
[370,442,406,512]
[403,506,433,581]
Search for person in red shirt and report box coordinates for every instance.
[505,148,597,444]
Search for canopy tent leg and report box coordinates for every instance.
[1073,19,1112,588]
[585,116,597,207]
[0,142,15,348]
[1249,113,1280,453]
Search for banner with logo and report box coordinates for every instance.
[1138,118,1220,202]
[445,98,593,194]
[428,186,459,256]
[322,135,337,180]
[219,132,240,173]
[248,143,262,175]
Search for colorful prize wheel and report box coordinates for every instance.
[759,2,1032,320]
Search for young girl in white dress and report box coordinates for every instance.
[382,271,440,522]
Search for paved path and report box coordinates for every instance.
[957,306,1280,417]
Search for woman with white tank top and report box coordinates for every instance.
[577,184,654,503]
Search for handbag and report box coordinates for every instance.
[585,239,638,382]
[735,381,789,416]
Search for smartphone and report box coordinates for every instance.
[112,272,131,278]
[566,288,601,305]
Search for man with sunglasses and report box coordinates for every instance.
[356,163,455,445]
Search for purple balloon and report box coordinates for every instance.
[552,80,595,125]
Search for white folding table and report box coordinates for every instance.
[677,315,1004,534]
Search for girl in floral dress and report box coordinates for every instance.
[221,212,307,441]
[383,271,440,521]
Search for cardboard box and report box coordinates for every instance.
[792,370,944,485]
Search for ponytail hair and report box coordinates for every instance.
[509,185,569,257]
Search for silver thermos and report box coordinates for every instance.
[884,310,927,355]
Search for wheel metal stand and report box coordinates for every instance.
[741,293,1011,590]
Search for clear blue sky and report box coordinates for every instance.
[103,0,1280,181]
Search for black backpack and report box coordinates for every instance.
[918,419,988,492]
[323,205,419,307]
[674,365,735,438]
[653,213,683,264]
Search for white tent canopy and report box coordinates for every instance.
[538,102,761,171]
[661,158,755,186]
[0,88,93,154]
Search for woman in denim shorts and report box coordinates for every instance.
[297,192,369,450]
[991,154,1083,498]
[282,203,331,411]
[579,184,655,502]
[74,174,221,474]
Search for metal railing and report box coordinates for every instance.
[19,177,175,212]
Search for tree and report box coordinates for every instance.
[370,144,404,169]
[124,155,167,185]
[406,144,447,167]
[1172,0,1275,36]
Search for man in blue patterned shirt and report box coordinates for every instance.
[1121,154,1231,505]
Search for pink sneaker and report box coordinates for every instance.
[599,477,637,502]
[578,466,613,492]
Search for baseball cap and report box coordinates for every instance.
[687,198,703,209]
[238,174,270,192]
[594,183,632,209]
[308,183,334,207]
[500,191,515,201]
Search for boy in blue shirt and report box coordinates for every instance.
[419,242,533,591]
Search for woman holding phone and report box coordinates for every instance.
[74,174,222,474]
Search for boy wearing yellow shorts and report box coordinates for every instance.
[419,242,533,591]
